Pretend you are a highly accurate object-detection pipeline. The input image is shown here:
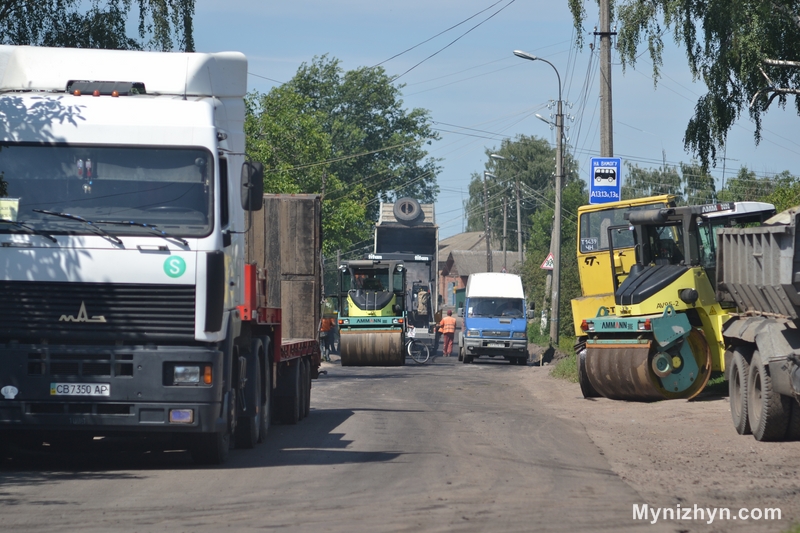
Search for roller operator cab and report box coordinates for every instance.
[458,273,530,365]
[0,46,319,465]
[577,201,776,402]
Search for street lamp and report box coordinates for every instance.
[483,171,496,272]
[514,49,564,346]
[489,154,524,268]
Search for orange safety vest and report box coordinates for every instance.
[439,316,457,334]
[320,318,335,332]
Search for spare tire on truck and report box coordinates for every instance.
[393,197,423,225]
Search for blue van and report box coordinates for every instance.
[458,273,530,365]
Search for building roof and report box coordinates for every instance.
[437,231,487,262]
[441,250,521,277]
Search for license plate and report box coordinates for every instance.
[487,342,505,348]
[50,383,111,397]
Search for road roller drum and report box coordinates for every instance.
[585,329,711,401]
[339,330,405,366]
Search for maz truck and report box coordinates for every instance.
[0,45,320,465]
[458,273,530,365]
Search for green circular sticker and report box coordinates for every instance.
[163,256,187,278]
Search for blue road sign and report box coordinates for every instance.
[589,157,622,204]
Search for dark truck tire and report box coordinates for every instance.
[235,339,264,449]
[192,390,234,465]
[393,197,422,224]
[728,348,751,435]
[748,350,792,441]
[787,400,800,441]
[303,358,312,418]
[275,361,301,425]
[258,341,272,443]
[298,358,308,421]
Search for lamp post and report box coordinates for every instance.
[514,49,563,346]
[483,171,496,272]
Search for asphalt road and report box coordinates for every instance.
[0,356,675,533]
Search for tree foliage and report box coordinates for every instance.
[245,56,441,260]
[520,179,587,341]
[0,0,195,51]
[286,56,441,223]
[465,134,578,252]
[569,0,800,169]
[621,160,716,204]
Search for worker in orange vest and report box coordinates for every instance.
[438,310,457,357]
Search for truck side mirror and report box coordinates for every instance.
[241,161,264,211]
[528,301,535,312]
[457,307,463,317]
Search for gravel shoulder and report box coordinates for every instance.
[515,363,800,532]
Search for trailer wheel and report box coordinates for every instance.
[748,350,791,441]
[303,358,312,418]
[192,390,234,465]
[728,348,751,435]
[276,362,300,425]
[298,358,308,421]
[259,340,272,442]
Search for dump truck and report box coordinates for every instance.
[575,201,775,401]
[370,197,438,329]
[717,207,800,441]
[0,45,319,465]
[336,259,407,366]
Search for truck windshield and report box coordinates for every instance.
[468,298,523,318]
[0,144,213,238]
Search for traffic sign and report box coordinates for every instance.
[590,157,622,204]
[540,252,554,270]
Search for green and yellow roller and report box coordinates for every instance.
[572,200,775,401]
[337,260,407,366]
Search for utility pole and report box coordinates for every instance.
[483,171,496,272]
[502,195,508,271]
[516,177,523,265]
[598,0,614,157]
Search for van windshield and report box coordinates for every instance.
[468,298,523,318]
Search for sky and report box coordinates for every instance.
[192,0,800,242]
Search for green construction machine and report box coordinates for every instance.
[337,260,407,366]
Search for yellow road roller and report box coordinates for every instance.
[337,260,407,366]
[573,201,775,401]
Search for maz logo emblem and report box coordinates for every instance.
[59,301,107,323]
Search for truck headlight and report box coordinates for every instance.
[174,365,201,384]
[465,329,480,337]
[512,331,527,339]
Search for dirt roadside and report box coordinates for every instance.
[516,362,800,533]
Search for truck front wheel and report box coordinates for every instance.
[192,390,234,465]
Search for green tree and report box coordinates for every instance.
[286,55,441,223]
[521,179,587,341]
[245,88,370,258]
[0,0,195,51]
[569,0,800,170]
[465,134,578,252]
[622,162,683,203]
[621,160,716,205]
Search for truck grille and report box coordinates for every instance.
[0,281,196,342]
[482,330,510,338]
